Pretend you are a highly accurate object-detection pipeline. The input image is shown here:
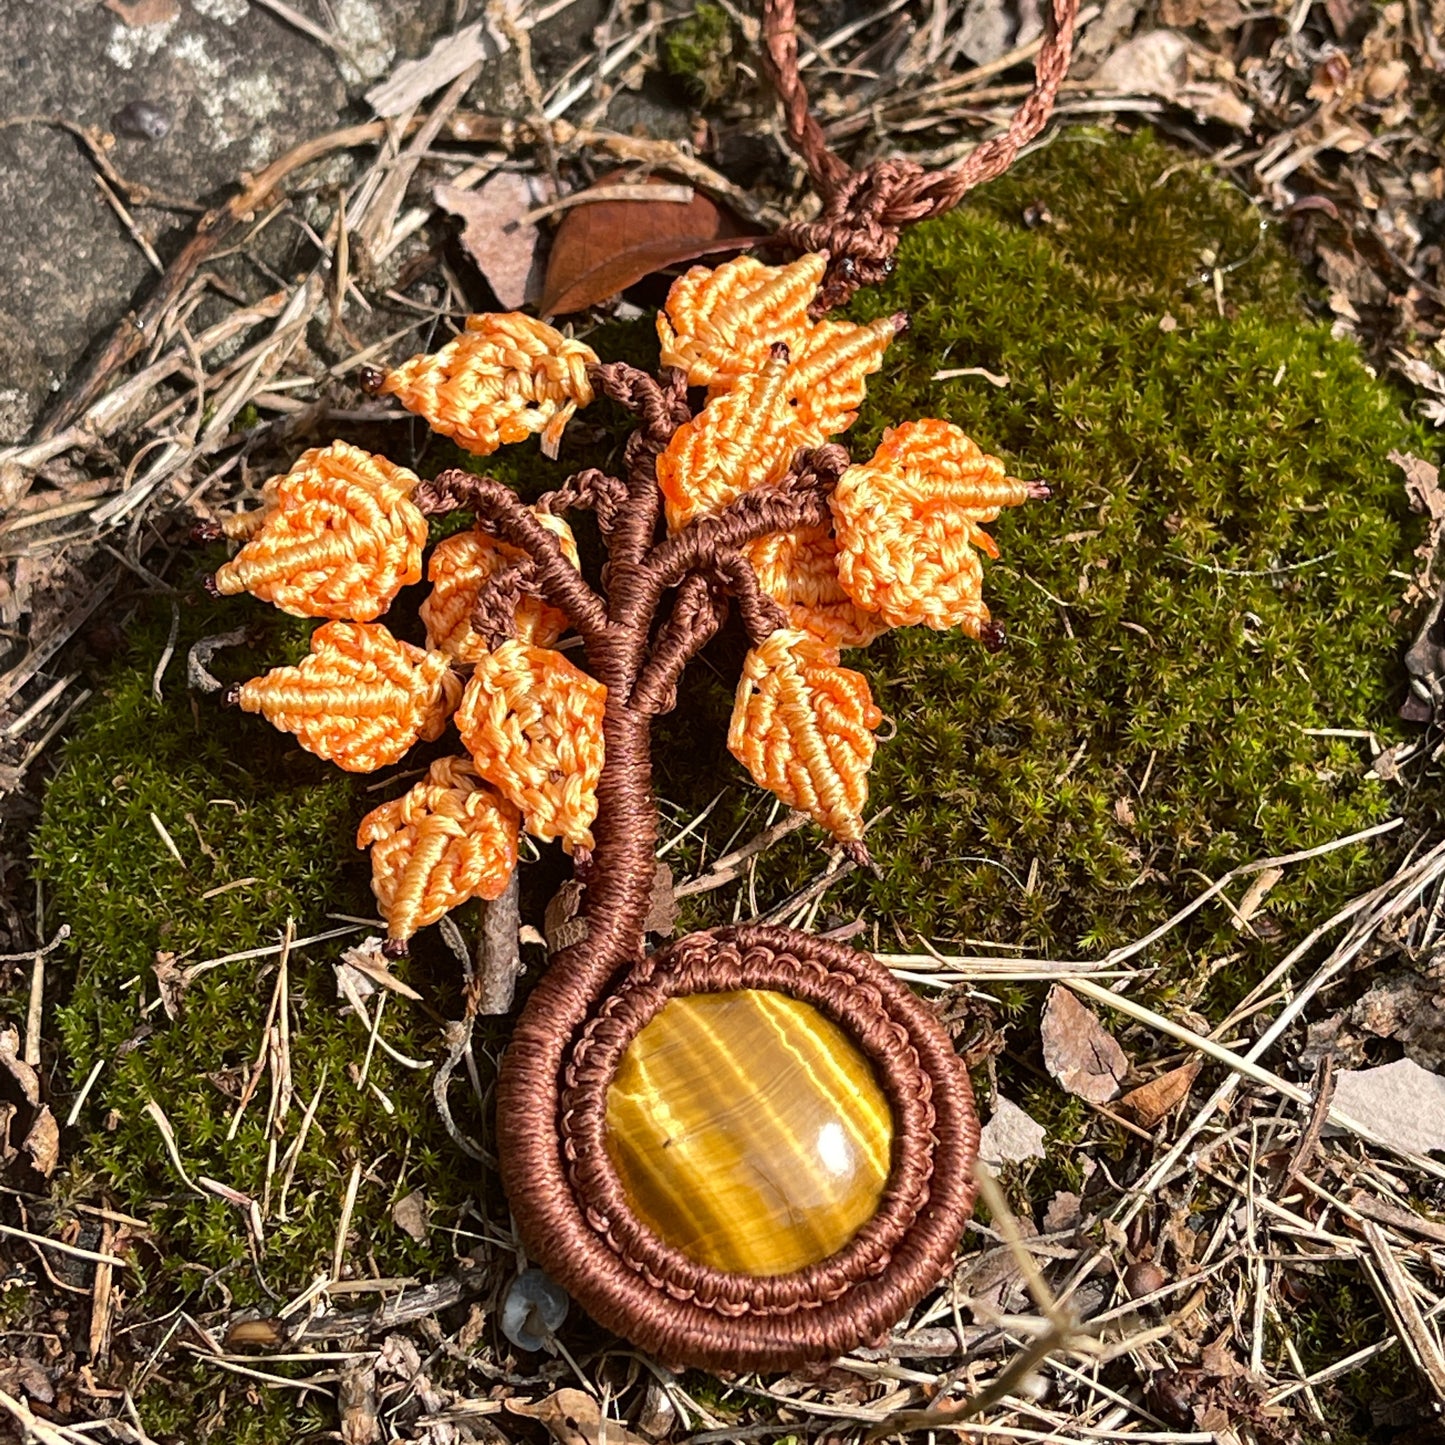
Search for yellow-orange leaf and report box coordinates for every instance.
[657,349,800,531]
[357,756,520,945]
[727,628,881,848]
[237,621,460,773]
[743,524,888,651]
[455,641,606,852]
[784,315,900,436]
[657,253,824,390]
[213,442,425,621]
[830,419,1033,633]
[380,313,598,458]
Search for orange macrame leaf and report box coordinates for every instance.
[380,313,598,458]
[213,442,426,621]
[455,640,606,852]
[743,524,889,652]
[657,349,801,531]
[420,512,580,661]
[784,316,900,437]
[357,755,520,945]
[237,621,461,773]
[657,253,825,390]
[727,628,882,847]
[829,419,1033,632]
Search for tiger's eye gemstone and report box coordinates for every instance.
[604,990,893,1275]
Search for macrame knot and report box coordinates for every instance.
[590,363,693,487]
[777,160,931,311]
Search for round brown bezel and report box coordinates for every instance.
[500,924,979,1371]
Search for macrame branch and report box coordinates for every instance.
[590,363,692,567]
[645,444,849,592]
[415,470,610,642]
[630,573,728,716]
[708,551,788,645]
[469,560,536,649]
[538,467,629,538]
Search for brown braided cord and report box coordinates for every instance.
[762,0,1080,307]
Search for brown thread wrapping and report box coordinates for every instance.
[561,931,941,1313]
[762,0,1080,308]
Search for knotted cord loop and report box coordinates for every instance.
[762,0,1080,308]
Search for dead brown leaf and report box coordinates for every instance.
[0,1027,40,1111]
[1119,1058,1201,1128]
[1393,449,1445,604]
[391,1189,429,1243]
[103,0,179,25]
[1041,985,1130,1103]
[507,1388,652,1445]
[544,878,587,953]
[436,172,549,311]
[152,951,187,1020]
[0,1026,59,1177]
[539,175,759,317]
[22,1106,59,1179]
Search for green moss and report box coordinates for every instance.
[30,597,483,1323]
[661,130,1429,1026]
[660,2,737,105]
[19,127,1439,1428]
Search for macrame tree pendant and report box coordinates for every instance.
[205,11,1075,1350]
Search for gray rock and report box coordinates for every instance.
[0,0,451,437]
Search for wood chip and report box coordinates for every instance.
[364,18,510,118]
[1041,984,1130,1103]
[977,1095,1047,1166]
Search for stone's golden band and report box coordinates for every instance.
[603,990,894,1276]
